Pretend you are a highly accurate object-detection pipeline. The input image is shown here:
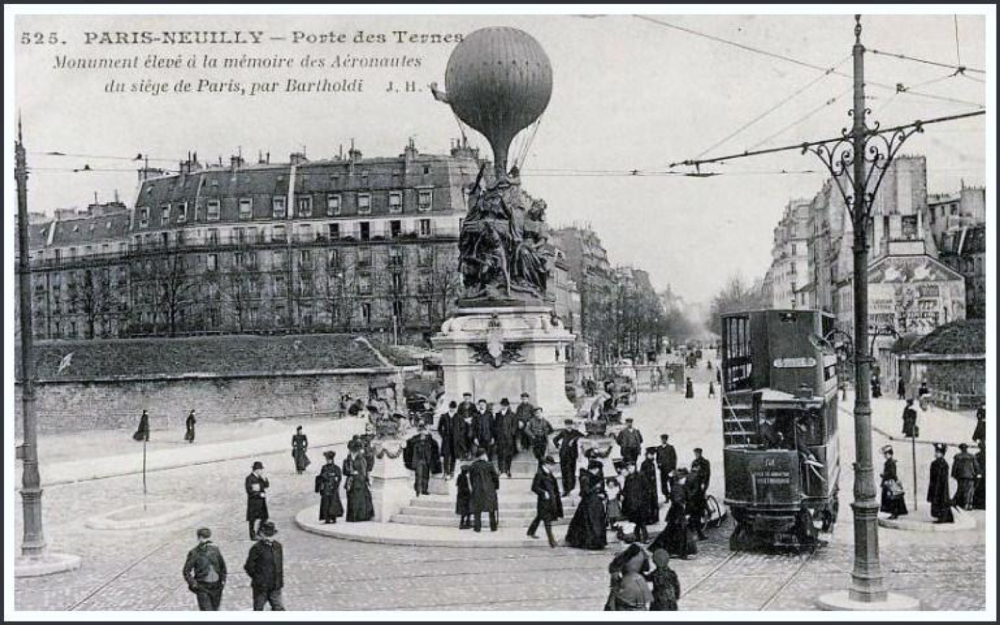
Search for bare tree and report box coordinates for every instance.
[709,272,766,336]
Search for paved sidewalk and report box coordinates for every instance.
[16,416,367,487]
[863,393,980,448]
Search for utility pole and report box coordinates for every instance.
[668,15,978,610]
[16,117,45,559]
[15,117,80,576]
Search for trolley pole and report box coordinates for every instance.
[16,117,46,559]
[845,18,885,602]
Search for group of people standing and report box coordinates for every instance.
[882,401,986,523]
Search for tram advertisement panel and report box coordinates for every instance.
[749,452,799,506]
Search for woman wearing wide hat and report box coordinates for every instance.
[878,445,908,519]
[315,451,343,523]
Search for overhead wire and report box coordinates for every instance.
[634,15,986,109]
[695,55,851,159]
[868,49,984,75]
[747,87,852,151]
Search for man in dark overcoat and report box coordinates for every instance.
[454,404,475,462]
[927,443,955,523]
[640,447,660,526]
[527,407,554,461]
[471,399,495,461]
[438,402,459,478]
[655,434,677,498]
[553,419,583,494]
[526,456,563,547]
[951,443,979,510]
[183,527,227,611]
[245,461,269,540]
[973,404,986,447]
[691,448,711,494]
[622,461,650,543]
[404,424,441,496]
[468,447,500,532]
[493,398,519,477]
[901,399,919,438]
[616,418,644,465]
[243,521,285,611]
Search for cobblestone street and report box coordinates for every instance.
[14,375,986,612]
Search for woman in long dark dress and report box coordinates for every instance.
[650,469,696,559]
[292,426,311,474]
[133,410,150,442]
[927,444,954,524]
[184,410,196,443]
[973,445,986,510]
[344,442,375,522]
[878,446,908,519]
[566,461,608,550]
[684,378,694,399]
[640,449,660,526]
[315,451,344,523]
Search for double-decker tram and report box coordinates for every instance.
[720,309,841,551]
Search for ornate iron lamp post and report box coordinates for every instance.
[806,17,921,610]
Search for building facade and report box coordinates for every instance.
[24,140,487,343]
[929,185,987,319]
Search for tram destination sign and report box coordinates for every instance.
[772,357,817,369]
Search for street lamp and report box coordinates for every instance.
[808,17,920,610]
[14,118,81,577]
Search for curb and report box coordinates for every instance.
[14,553,83,578]
[877,508,977,533]
[294,505,667,549]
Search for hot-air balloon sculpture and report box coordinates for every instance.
[430,27,577,427]
[432,27,555,304]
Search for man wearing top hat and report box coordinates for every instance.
[553,419,584,495]
[951,442,979,510]
[493,397,519,477]
[404,423,441,496]
[183,527,227,611]
[655,434,677,498]
[245,461,270,540]
[616,418,644,466]
[527,455,563,547]
[244,521,285,611]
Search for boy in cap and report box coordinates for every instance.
[527,407,554,461]
[245,461,269,540]
[183,527,227,611]
[493,397,519,477]
[244,521,285,611]
[516,392,536,452]
[527,455,563,547]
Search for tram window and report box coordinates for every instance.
[724,316,752,391]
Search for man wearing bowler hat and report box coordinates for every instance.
[951,443,979,510]
[244,521,285,611]
[182,527,227,611]
[494,397,519,477]
[245,461,269,540]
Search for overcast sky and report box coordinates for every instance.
[15,13,987,304]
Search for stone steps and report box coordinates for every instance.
[402,494,581,510]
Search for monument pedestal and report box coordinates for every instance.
[432,306,577,425]
[369,441,412,523]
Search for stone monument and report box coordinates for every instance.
[431,27,576,423]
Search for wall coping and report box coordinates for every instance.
[900,353,985,362]
[15,365,420,386]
